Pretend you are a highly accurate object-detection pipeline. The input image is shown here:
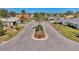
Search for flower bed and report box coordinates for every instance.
[34,31,45,39]
[33,25,47,40]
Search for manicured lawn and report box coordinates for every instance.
[51,23,79,42]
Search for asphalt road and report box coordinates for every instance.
[0,21,79,51]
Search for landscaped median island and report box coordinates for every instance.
[50,22,79,42]
[32,24,48,40]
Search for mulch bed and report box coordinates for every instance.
[34,31,45,39]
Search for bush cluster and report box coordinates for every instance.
[35,25,43,32]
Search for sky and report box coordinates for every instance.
[5,8,79,13]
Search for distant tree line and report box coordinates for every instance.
[0,9,16,18]
[34,12,48,23]
[0,9,27,18]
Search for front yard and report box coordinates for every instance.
[51,23,79,42]
[0,24,25,43]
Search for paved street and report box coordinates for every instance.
[0,21,79,51]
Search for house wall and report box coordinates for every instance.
[75,24,79,29]
[0,17,20,27]
[59,19,79,29]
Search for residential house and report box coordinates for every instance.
[59,17,79,29]
[48,15,60,21]
[0,17,21,27]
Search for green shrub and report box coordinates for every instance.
[53,21,58,24]
[5,29,17,37]
[35,25,43,31]
[15,25,20,30]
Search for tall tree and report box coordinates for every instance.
[21,10,26,14]
[58,13,64,17]
[20,10,26,23]
[65,11,74,15]
[9,11,16,17]
[74,11,79,18]
[0,9,8,18]
[34,12,47,24]
[34,12,38,17]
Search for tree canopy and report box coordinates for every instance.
[21,10,26,14]
[9,11,16,17]
[0,9,8,18]
[65,11,74,15]
[34,12,48,22]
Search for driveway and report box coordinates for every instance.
[0,21,79,51]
